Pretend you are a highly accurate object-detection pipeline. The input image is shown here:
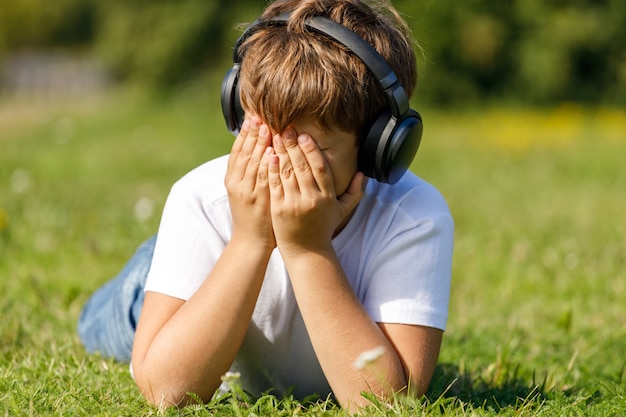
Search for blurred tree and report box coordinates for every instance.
[1,0,624,105]
[512,0,626,104]
[398,0,626,106]
[92,0,242,86]
[0,0,95,52]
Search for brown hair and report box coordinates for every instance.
[237,0,417,139]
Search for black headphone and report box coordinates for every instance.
[221,12,423,184]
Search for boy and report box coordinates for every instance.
[78,0,454,411]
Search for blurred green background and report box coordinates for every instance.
[1,0,625,105]
[1,1,626,415]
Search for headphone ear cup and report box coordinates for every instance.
[358,112,389,181]
[220,64,244,134]
[358,110,423,184]
[383,111,423,184]
[232,80,244,133]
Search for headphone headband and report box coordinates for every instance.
[222,11,423,184]
[235,13,410,117]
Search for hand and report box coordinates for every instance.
[224,116,275,249]
[266,127,364,256]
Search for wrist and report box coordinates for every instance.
[276,240,335,261]
[229,233,276,257]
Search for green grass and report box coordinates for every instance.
[1,82,625,416]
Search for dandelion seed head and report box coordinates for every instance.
[134,197,154,222]
[11,169,30,193]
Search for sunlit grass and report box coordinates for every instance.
[1,88,625,415]
[416,103,626,416]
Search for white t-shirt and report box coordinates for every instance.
[145,155,454,399]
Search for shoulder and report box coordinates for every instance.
[363,171,452,226]
[338,171,453,254]
[168,155,229,201]
[340,172,454,331]
[157,155,231,223]
[174,155,229,189]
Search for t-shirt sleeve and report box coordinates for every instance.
[144,176,231,300]
[363,210,454,331]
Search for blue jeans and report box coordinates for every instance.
[77,235,156,362]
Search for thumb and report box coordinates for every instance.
[337,171,365,214]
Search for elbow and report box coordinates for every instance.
[337,372,409,412]
[134,376,185,409]
[136,378,200,409]
[339,364,436,412]
[132,362,205,408]
[340,379,426,415]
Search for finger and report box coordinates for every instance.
[338,171,365,213]
[232,117,262,181]
[226,117,250,175]
[272,130,299,194]
[255,146,272,192]
[243,123,272,186]
[267,149,283,202]
[295,133,333,193]
[282,132,320,193]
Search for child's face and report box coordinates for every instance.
[283,118,360,197]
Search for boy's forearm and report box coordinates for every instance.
[281,249,407,409]
[132,239,273,406]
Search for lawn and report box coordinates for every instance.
[1,82,625,415]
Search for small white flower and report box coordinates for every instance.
[220,371,241,391]
[220,371,241,383]
[11,169,30,193]
[353,346,386,370]
[134,197,154,222]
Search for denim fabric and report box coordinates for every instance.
[77,235,156,362]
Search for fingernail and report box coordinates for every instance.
[283,127,296,140]
[242,119,250,130]
[297,134,309,145]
